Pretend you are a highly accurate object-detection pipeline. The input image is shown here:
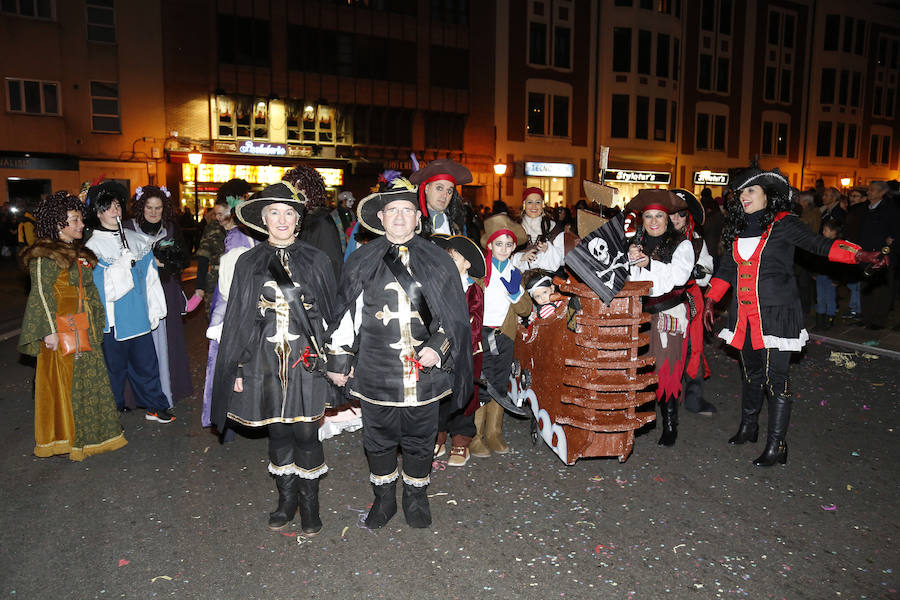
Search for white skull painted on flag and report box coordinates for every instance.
[588,236,610,265]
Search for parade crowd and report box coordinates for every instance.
[17,159,895,533]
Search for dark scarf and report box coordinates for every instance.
[740,211,766,238]
[140,220,163,236]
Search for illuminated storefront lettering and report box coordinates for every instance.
[693,170,729,185]
[604,169,671,184]
[525,162,575,178]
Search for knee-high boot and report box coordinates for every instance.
[753,394,791,466]
[296,477,322,535]
[364,449,399,529]
[483,400,509,454]
[729,381,764,444]
[468,404,491,457]
[268,474,299,531]
[657,397,678,446]
[401,457,432,528]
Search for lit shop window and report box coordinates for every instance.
[763,8,796,105]
[528,0,573,70]
[1,0,55,19]
[6,78,60,115]
[90,81,120,133]
[286,103,335,144]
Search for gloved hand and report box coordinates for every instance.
[500,268,522,295]
[855,249,890,269]
[702,299,716,331]
[115,249,136,268]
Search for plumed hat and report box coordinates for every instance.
[235,181,307,235]
[356,189,420,236]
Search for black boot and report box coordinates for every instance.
[657,398,678,446]
[814,313,825,330]
[268,474,299,531]
[364,480,398,529]
[729,381,764,445]
[402,482,432,528]
[753,394,791,467]
[297,477,322,536]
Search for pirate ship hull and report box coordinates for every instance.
[511,278,656,464]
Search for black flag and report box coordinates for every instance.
[564,212,630,305]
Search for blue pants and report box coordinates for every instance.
[815,275,837,316]
[847,281,861,315]
[102,329,169,412]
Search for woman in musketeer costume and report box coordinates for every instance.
[626,190,694,447]
[211,182,339,533]
[703,167,887,466]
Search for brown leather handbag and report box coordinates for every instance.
[56,261,92,357]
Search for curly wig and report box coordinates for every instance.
[282,166,327,209]
[131,185,175,227]
[721,179,793,251]
[35,191,84,240]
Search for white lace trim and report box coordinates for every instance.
[370,469,399,486]
[268,462,328,479]
[718,328,809,352]
[402,470,430,488]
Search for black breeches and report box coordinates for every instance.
[738,337,792,397]
[362,401,438,479]
[268,420,325,474]
[438,398,476,438]
[480,330,514,406]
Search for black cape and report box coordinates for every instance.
[331,234,474,411]
[210,238,339,432]
[299,206,343,281]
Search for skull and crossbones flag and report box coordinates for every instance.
[565,212,629,305]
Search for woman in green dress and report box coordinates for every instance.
[19,191,126,461]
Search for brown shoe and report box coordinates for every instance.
[468,405,491,457]
[447,446,469,467]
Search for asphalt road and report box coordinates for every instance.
[1,311,897,599]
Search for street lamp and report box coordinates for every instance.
[188,146,202,222]
[493,162,507,201]
[840,177,852,188]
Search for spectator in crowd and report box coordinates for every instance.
[820,187,846,228]
[282,165,343,279]
[857,181,899,330]
[794,190,821,317]
[842,187,868,320]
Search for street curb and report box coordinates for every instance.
[0,327,21,342]
[808,333,900,360]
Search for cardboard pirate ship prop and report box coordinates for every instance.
[509,212,657,464]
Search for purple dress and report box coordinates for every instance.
[202,227,257,427]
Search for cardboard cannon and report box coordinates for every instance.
[510,276,657,464]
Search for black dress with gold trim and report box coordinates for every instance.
[211,239,339,430]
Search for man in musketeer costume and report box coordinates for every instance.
[326,188,472,529]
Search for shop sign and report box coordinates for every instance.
[604,169,671,184]
[525,162,575,178]
[287,145,314,158]
[0,154,79,171]
[238,141,286,156]
[693,170,729,185]
[212,141,240,153]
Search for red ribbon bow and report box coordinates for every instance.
[291,346,318,369]
[404,354,423,381]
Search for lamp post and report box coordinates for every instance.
[188,146,202,222]
[840,177,852,190]
[493,162,507,201]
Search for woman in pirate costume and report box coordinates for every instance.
[511,187,566,273]
[211,181,339,533]
[626,190,693,447]
[703,167,887,466]
[668,189,716,416]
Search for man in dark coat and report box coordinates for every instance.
[326,188,473,529]
[857,181,899,329]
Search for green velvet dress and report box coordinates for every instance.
[19,240,126,461]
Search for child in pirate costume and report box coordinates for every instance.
[523,270,581,331]
[83,182,173,424]
[326,189,472,529]
[408,158,471,236]
[626,190,693,447]
[478,215,533,455]
[211,182,339,533]
[703,168,886,466]
[430,233,486,466]
[668,189,716,416]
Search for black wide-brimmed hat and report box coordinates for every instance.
[670,188,705,226]
[623,189,687,215]
[356,189,420,235]
[408,158,473,187]
[730,167,793,202]
[430,233,486,278]
[235,181,307,235]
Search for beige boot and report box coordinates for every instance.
[468,405,491,457]
[483,400,510,454]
